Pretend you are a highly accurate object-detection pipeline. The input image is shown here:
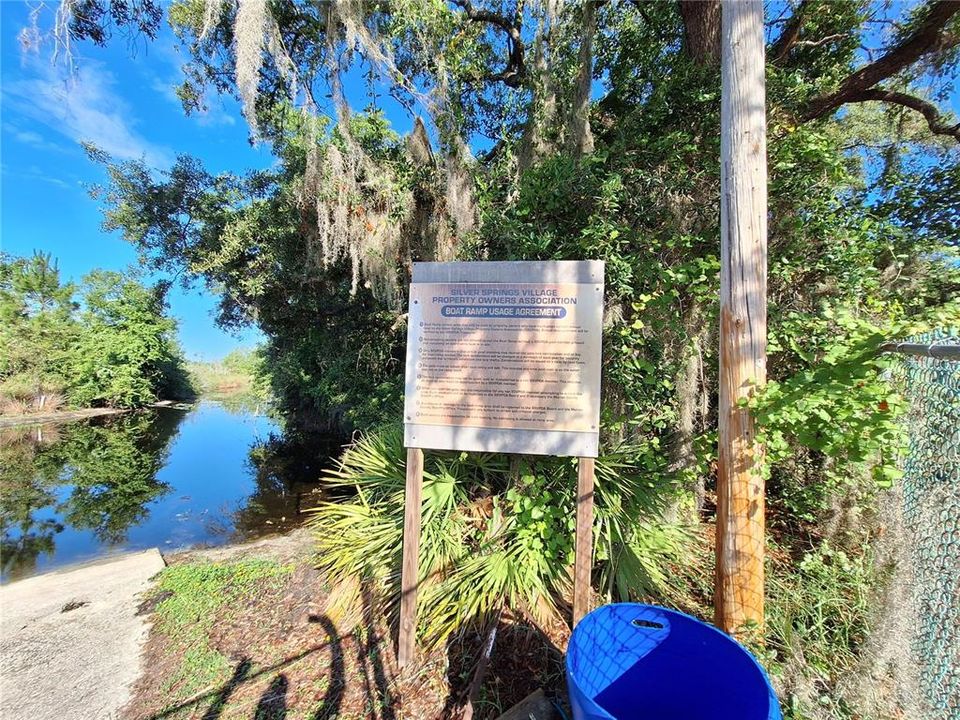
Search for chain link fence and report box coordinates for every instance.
[889,331,960,719]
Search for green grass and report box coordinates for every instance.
[148,560,293,703]
[763,538,888,720]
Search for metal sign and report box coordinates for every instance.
[403,260,604,457]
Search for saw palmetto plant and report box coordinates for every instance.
[308,423,704,647]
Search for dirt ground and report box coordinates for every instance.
[167,527,318,567]
[127,534,571,720]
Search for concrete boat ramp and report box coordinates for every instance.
[0,549,166,720]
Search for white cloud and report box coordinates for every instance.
[13,129,47,146]
[150,75,183,107]
[2,59,173,168]
[2,122,72,153]
[196,100,238,128]
[147,75,236,128]
[1,162,76,190]
[146,35,238,128]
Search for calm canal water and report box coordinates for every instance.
[0,400,320,583]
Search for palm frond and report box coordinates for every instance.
[309,425,703,646]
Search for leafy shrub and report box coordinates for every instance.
[1,254,194,411]
[765,537,887,720]
[309,424,703,646]
[753,304,960,521]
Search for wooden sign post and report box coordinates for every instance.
[398,447,424,669]
[399,261,605,667]
[573,456,595,625]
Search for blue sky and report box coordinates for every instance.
[0,2,273,360]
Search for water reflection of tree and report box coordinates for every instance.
[0,427,65,579]
[232,432,339,539]
[53,411,186,543]
[232,433,300,538]
[0,409,186,580]
[212,393,277,418]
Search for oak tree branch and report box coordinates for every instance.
[800,0,960,123]
[769,0,810,63]
[844,87,960,140]
[452,0,526,87]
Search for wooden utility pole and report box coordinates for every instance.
[716,0,767,636]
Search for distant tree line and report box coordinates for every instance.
[187,347,272,401]
[0,252,193,413]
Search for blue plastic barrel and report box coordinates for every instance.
[566,604,781,720]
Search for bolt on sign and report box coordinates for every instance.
[397,261,605,669]
[403,260,605,457]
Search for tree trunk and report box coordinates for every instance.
[567,0,596,155]
[666,301,705,523]
[519,2,560,171]
[716,0,767,637]
[679,0,721,65]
